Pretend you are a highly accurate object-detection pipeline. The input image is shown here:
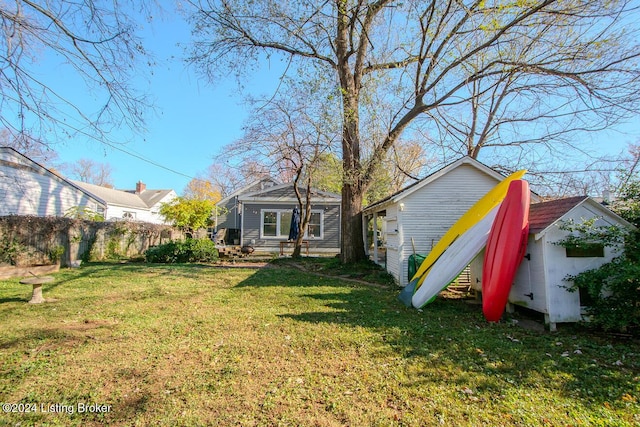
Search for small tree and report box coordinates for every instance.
[159,197,215,237]
[214,81,338,258]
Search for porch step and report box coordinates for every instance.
[217,246,245,258]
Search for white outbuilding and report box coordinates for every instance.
[470,196,633,330]
[362,157,538,287]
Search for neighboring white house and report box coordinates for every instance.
[362,157,540,287]
[469,196,634,331]
[0,146,105,217]
[72,180,176,224]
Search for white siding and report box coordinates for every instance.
[537,205,621,324]
[0,150,101,217]
[383,205,401,282]
[397,164,499,286]
[508,234,548,314]
[104,193,176,224]
[498,202,626,326]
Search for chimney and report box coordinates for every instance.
[136,181,146,194]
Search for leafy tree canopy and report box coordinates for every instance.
[159,197,215,233]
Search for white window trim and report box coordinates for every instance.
[260,209,324,240]
[122,211,136,220]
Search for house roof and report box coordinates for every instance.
[72,180,174,209]
[216,177,281,205]
[129,188,175,208]
[363,156,511,212]
[238,182,341,203]
[1,146,106,206]
[528,196,634,237]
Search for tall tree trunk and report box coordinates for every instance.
[335,0,373,263]
[341,180,366,263]
[339,104,367,263]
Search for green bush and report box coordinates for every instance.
[0,236,24,265]
[569,255,640,333]
[561,222,640,334]
[145,238,218,264]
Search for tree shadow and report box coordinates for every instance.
[234,263,640,409]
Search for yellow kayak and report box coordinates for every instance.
[412,169,527,291]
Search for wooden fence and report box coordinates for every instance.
[0,216,183,267]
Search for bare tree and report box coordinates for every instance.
[0,1,155,148]
[217,81,338,257]
[0,128,58,165]
[187,0,640,262]
[67,158,114,187]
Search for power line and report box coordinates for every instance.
[99,139,199,181]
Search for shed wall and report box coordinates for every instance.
[396,164,499,286]
[536,205,622,323]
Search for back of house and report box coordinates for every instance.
[215,178,341,255]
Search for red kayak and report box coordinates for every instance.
[482,180,530,322]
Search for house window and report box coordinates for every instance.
[263,211,278,236]
[565,244,604,258]
[123,211,136,220]
[261,209,323,239]
[280,210,293,237]
[307,212,321,238]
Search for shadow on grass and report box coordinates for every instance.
[1,260,636,416]
[0,296,28,303]
[234,261,640,410]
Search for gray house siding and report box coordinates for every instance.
[216,197,242,231]
[214,179,341,254]
[241,202,341,253]
[215,179,279,233]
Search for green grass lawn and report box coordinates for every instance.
[0,260,638,426]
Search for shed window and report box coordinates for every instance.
[565,244,604,258]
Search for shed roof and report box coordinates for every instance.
[528,196,589,234]
[528,196,633,238]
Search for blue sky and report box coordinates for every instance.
[51,12,284,193]
[48,8,639,195]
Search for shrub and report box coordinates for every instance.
[569,256,640,333]
[0,236,24,265]
[560,221,640,333]
[145,238,218,264]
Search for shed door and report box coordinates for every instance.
[509,251,535,307]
